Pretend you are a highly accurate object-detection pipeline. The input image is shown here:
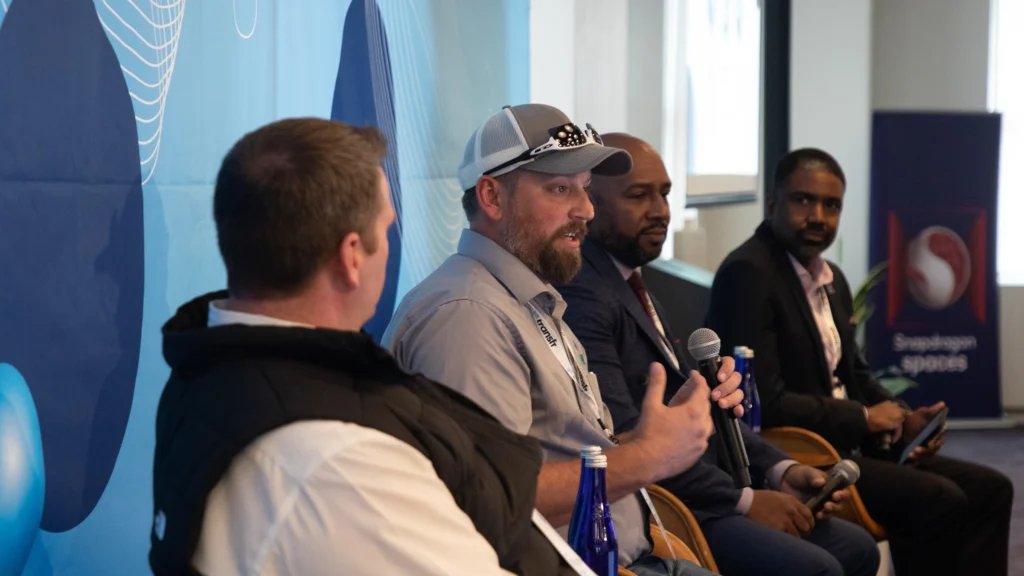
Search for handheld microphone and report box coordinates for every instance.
[804,459,860,514]
[879,432,893,451]
[687,328,751,489]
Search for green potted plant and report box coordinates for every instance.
[851,261,919,396]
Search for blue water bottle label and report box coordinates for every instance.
[750,386,762,435]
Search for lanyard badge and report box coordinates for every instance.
[528,305,615,440]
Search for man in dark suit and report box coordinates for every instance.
[559,134,879,576]
[708,147,1013,576]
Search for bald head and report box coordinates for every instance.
[587,132,672,268]
[590,133,659,198]
[601,133,652,156]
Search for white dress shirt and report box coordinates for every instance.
[191,301,514,576]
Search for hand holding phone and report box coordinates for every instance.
[899,404,948,465]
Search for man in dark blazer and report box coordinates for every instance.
[708,147,1013,576]
[559,134,879,576]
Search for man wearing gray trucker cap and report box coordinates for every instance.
[383,103,744,576]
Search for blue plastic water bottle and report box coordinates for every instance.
[743,349,762,434]
[568,446,618,575]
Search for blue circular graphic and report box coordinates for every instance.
[0,363,45,575]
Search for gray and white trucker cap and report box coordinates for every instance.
[457,104,633,191]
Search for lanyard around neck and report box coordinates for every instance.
[527,304,613,439]
[528,306,677,561]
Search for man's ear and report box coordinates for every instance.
[336,231,363,289]
[475,175,505,221]
[765,190,777,220]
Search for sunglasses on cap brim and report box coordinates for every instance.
[483,122,604,177]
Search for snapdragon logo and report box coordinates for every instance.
[907,226,972,310]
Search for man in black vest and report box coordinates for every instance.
[708,148,1013,576]
[149,118,578,575]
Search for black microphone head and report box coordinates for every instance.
[832,459,861,484]
[687,328,721,361]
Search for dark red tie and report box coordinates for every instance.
[627,271,656,321]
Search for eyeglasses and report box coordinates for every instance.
[484,122,604,177]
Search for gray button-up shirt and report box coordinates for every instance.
[382,229,649,565]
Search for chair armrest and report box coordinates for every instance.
[650,524,702,566]
[647,485,720,573]
[760,426,841,468]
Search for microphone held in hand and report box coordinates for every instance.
[687,328,752,488]
[880,432,893,451]
[804,459,861,514]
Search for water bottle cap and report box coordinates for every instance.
[584,454,608,468]
[580,445,602,458]
[746,349,755,358]
[733,346,748,355]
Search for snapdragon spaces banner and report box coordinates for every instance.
[867,112,1002,419]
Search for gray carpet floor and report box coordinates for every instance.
[939,427,1024,575]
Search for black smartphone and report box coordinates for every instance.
[899,406,949,465]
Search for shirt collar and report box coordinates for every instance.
[207,300,314,329]
[457,229,564,316]
[787,252,834,293]
[609,253,639,281]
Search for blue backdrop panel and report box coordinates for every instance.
[0,0,144,534]
[0,0,531,573]
[867,112,1002,419]
[332,0,401,341]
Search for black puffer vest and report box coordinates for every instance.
[149,292,572,575]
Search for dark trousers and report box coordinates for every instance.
[699,515,880,576]
[852,454,1013,576]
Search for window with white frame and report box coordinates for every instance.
[528,0,764,264]
[990,0,1024,285]
[686,0,762,199]
[663,0,762,207]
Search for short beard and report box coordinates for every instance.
[502,203,586,285]
[590,222,664,269]
[791,230,835,266]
